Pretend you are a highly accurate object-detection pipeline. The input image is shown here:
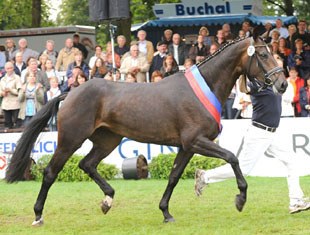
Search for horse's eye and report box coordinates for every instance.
[260,52,268,59]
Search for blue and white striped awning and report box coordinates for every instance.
[131,14,298,31]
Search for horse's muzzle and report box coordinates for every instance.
[277,79,288,94]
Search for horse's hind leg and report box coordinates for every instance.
[32,143,83,226]
[78,129,122,214]
[159,148,193,223]
[190,136,247,212]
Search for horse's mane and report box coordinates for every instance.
[197,36,247,67]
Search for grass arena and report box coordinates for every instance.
[1,178,310,234]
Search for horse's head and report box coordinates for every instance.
[243,29,287,94]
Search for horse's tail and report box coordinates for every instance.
[5,93,68,183]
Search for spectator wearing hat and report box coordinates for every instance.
[149,41,168,76]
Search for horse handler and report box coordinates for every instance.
[194,80,310,214]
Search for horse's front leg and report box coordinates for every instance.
[191,136,247,211]
[159,148,193,223]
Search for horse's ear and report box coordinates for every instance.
[252,27,260,41]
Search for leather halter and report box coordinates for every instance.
[246,39,284,90]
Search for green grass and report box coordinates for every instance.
[1,177,310,235]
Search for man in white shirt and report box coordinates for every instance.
[270,18,289,39]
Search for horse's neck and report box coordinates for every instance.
[199,42,246,106]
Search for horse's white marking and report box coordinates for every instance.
[104,195,113,207]
[31,217,44,226]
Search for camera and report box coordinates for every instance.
[294,55,302,60]
[109,24,117,34]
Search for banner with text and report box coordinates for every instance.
[153,0,263,18]
[0,118,309,179]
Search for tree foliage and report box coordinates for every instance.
[0,0,52,30]
[56,0,93,26]
[131,0,180,24]
[0,0,308,32]
[263,0,309,19]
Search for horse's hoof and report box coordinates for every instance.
[163,217,175,223]
[235,194,246,212]
[101,195,113,214]
[32,217,44,226]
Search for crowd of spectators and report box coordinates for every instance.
[0,18,309,131]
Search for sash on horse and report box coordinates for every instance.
[185,65,222,131]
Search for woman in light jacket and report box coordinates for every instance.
[0,61,22,129]
[18,71,45,126]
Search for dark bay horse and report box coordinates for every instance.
[5,35,287,225]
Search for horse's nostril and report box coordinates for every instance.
[280,81,288,94]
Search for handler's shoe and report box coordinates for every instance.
[289,198,310,214]
[194,169,208,197]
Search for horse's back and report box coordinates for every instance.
[57,75,218,144]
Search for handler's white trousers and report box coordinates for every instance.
[203,124,304,205]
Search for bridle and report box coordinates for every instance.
[246,39,284,90]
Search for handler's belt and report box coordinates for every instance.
[252,121,276,133]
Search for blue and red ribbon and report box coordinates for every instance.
[185,65,222,130]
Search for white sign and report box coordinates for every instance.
[219,118,310,177]
[153,0,263,18]
[0,118,309,179]
[0,132,178,179]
